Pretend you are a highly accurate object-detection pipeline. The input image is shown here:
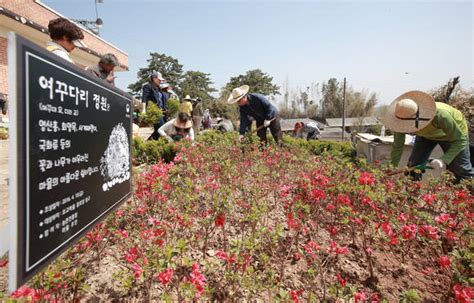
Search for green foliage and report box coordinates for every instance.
[180,71,216,103]
[399,289,421,303]
[282,135,355,159]
[139,101,163,126]
[132,136,178,164]
[320,78,378,119]
[220,69,280,100]
[166,98,180,119]
[128,53,184,97]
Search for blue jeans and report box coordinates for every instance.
[408,136,474,181]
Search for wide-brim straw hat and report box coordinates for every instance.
[227,85,249,104]
[183,95,192,101]
[383,90,436,133]
[173,117,193,129]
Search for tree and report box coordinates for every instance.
[220,69,280,99]
[319,78,377,119]
[431,76,460,104]
[128,53,184,97]
[180,71,216,103]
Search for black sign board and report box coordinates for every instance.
[8,33,132,290]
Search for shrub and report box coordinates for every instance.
[282,135,355,159]
[139,101,163,126]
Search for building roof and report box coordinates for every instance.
[280,118,326,132]
[0,2,128,70]
[325,117,380,127]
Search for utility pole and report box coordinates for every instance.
[342,77,346,141]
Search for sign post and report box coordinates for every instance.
[8,33,132,291]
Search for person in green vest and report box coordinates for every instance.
[384,90,473,181]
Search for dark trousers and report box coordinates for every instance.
[148,116,166,141]
[407,135,474,181]
[256,116,282,145]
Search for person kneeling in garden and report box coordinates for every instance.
[158,112,194,142]
[384,90,473,181]
[227,85,282,145]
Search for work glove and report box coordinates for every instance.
[429,158,444,170]
[239,135,244,142]
[263,120,271,127]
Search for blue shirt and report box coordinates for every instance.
[142,83,163,109]
[239,93,278,134]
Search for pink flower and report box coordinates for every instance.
[435,213,451,224]
[216,250,228,261]
[419,225,439,240]
[189,262,206,299]
[116,229,129,238]
[156,268,174,286]
[400,224,417,240]
[132,262,143,279]
[354,290,366,302]
[438,255,451,269]
[11,286,39,299]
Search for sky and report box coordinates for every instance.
[41,0,473,106]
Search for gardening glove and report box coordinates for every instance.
[239,135,244,142]
[429,158,445,170]
[263,120,271,127]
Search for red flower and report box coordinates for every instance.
[438,255,451,269]
[310,188,326,202]
[0,259,7,268]
[453,284,474,303]
[422,194,437,205]
[359,172,375,186]
[289,289,304,303]
[287,212,301,230]
[215,213,225,227]
[337,274,347,287]
[156,268,174,286]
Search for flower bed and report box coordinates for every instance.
[0,134,472,302]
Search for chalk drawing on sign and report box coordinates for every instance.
[100,123,130,191]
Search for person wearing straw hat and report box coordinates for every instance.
[179,95,193,116]
[158,112,194,142]
[384,90,473,181]
[228,85,282,145]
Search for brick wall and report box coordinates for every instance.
[0,0,128,67]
